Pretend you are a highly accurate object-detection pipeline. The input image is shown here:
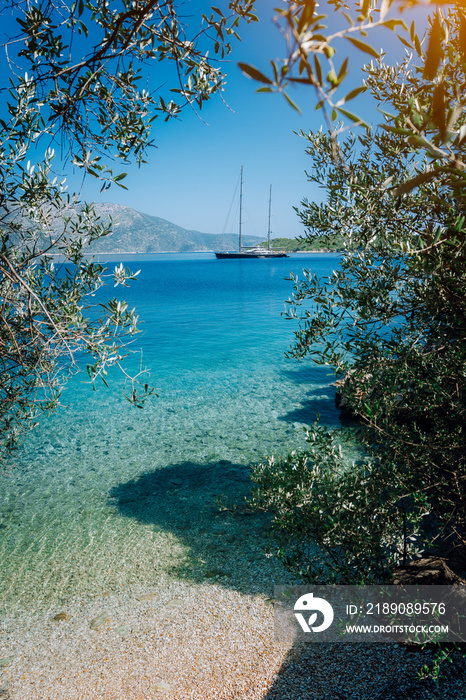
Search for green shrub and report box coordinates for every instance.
[251,422,429,583]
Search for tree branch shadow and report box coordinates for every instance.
[108,458,279,595]
[262,640,466,699]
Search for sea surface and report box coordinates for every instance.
[0,253,342,609]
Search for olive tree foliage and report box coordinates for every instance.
[251,6,466,583]
[240,0,409,119]
[250,425,428,584]
[0,0,258,458]
[240,0,464,185]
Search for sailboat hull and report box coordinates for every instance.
[215,169,289,259]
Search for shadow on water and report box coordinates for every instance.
[278,388,336,425]
[279,365,335,385]
[278,365,363,429]
[109,458,278,596]
[277,365,339,426]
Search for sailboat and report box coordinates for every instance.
[215,167,289,259]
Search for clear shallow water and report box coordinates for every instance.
[0,253,342,608]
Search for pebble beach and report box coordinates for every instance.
[1,556,466,699]
[1,459,465,700]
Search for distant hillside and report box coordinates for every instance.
[269,234,346,252]
[84,203,263,253]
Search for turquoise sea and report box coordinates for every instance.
[0,252,342,609]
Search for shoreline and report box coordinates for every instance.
[43,249,341,257]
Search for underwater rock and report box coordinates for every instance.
[52,612,71,622]
[90,612,111,630]
[204,568,229,579]
[149,681,172,694]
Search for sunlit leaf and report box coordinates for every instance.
[380,0,394,22]
[342,12,353,26]
[297,0,316,33]
[337,57,349,81]
[398,35,415,50]
[414,32,422,57]
[455,124,466,145]
[382,19,407,31]
[460,14,466,63]
[360,0,371,20]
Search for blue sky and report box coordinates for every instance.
[11,1,430,240]
[69,0,323,238]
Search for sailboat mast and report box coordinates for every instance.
[268,184,272,250]
[239,165,243,252]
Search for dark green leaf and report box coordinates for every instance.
[391,169,442,196]
[314,55,322,86]
[282,91,301,113]
[423,14,443,81]
[336,86,367,106]
[431,82,446,140]
[345,36,380,59]
[336,106,369,127]
[238,62,273,85]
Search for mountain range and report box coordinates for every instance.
[85,203,264,253]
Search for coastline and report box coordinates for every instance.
[44,249,340,256]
